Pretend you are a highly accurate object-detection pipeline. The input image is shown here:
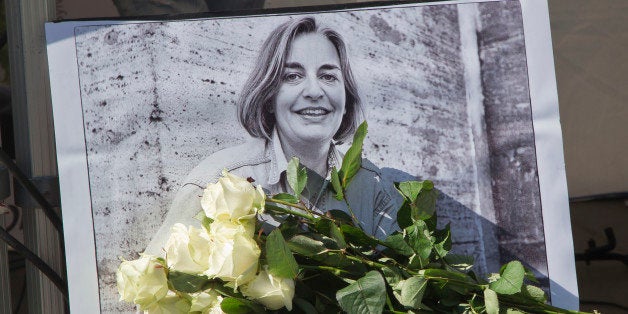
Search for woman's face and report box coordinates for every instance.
[273,33,346,147]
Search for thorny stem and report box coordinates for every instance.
[268,193,578,314]
[345,255,389,270]
[298,199,318,217]
[300,265,354,277]
[385,294,395,312]
[377,250,414,271]
[418,272,482,289]
[267,197,309,212]
[342,192,364,230]
[265,201,318,222]
[467,294,480,314]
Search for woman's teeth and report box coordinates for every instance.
[297,108,329,116]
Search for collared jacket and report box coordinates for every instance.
[145,133,400,256]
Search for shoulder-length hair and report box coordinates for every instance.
[237,16,363,144]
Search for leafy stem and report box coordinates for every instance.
[345,254,391,271]
[341,193,364,230]
[299,264,354,277]
[265,201,318,222]
[417,271,481,289]
[267,197,309,212]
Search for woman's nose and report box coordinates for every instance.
[302,76,324,100]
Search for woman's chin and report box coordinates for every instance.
[288,131,335,147]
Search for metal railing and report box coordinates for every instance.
[0,148,68,313]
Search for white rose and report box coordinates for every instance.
[201,170,265,222]
[143,292,191,314]
[116,254,169,310]
[204,220,260,287]
[241,267,295,311]
[190,290,224,314]
[165,223,211,274]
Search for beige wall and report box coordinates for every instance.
[549,0,628,198]
[549,1,628,312]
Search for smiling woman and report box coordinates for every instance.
[273,33,347,177]
[145,17,400,255]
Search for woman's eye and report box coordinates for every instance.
[320,74,338,82]
[284,73,302,82]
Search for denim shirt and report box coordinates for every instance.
[145,131,400,256]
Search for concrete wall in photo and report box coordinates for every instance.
[477,0,548,278]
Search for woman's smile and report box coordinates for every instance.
[295,107,331,116]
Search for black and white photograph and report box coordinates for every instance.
[45,0,577,312]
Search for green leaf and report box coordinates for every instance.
[201,216,213,232]
[341,224,379,247]
[411,187,438,221]
[489,261,525,295]
[327,209,354,225]
[422,268,473,284]
[407,254,430,271]
[424,213,438,232]
[220,297,264,314]
[287,157,307,197]
[433,224,451,258]
[319,252,353,268]
[194,211,214,232]
[294,297,317,314]
[383,233,414,256]
[396,181,425,202]
[381,266,405,290]
[287,234,327,257]
[400,276,427,309]
[266,229,299,279]
[405,221,433,268]
[330,167,344,201]
[272,192,300,204]
[336,270,386,314]
[278,215,301,239]
[521,284,547,303]
[484,288,499,314]
[193,210,205,221]
[422,180,434,190]
[168,271,211,293]
[339,121,367,188]
[155,257,167,266]
[395,181,438,224]
[443,254,474,271]
[524,267,540,284]
[316,219,347,249]
[396,202,413,229]
[397,200,412,229]
[212,282,246,299]
[438,293,462,307]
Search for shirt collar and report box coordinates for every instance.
[268,129,288,186]
[267,129,342,186]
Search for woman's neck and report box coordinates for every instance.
[278,134,330,178]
